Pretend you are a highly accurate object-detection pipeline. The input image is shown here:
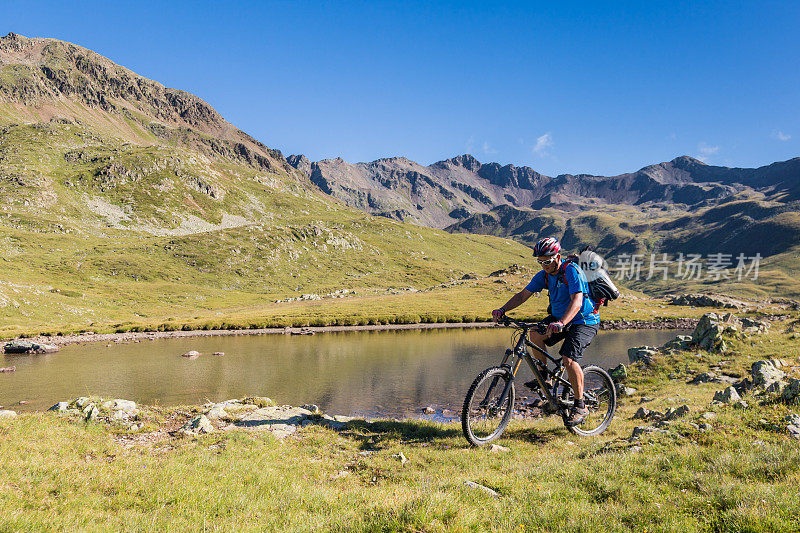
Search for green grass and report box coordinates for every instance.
[1,323,799,531]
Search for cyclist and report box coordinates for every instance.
[491,237,599,426]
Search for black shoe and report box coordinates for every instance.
[565,406,589,427]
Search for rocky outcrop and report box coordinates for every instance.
[669,294,750,309]
[3,340,59,354]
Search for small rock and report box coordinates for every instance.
[0,410,17,419]
[489,444,510,453]
[630,426,667,439]
[713,386,741,404]
[18,400,27,405]
[182,350,201,359]
[639,397,654,404]
[783,414,800,427]
[48,401,69,412]
[422,406,435,415]
[699,423,711,431]
[206,406,227,420]
[84,405,98,421]
[664,405,690,421]
[392,452,409,464]
[633,407,651,420]
[782,379,800,403]
[464,481,499,497]
[689,372,720,385]
[182,415,214,434]
[701,412,717,420]
[608,364,627,382]
[0,366,16,373]
[615,383,637,397]
[733,401,749,409]
[751,360,785,388]
[629,445,642,453]
[300,404,320,414]
[213,352,225,356]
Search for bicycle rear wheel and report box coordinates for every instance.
[560,365,617,436]
[461,366,516,446]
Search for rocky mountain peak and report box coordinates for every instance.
[442,154,482,171]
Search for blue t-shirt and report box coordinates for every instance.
[524,263,599,326]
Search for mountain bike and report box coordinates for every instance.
[461,315,616,446]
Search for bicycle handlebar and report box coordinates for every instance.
[499,315,547,330]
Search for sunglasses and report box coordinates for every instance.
[537,256,558,266]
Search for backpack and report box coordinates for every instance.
[544,247,622,313]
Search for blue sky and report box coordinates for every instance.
[2,1,798,176]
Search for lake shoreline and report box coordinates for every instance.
[18,317,699,347]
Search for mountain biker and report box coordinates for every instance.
[491,237,599,427]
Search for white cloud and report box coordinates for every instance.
[772,130,791,141]
[465,135,476,153]
[698,142,719,155]
[533,132,553,157]
[482,141,498,155]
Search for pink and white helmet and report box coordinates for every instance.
[533,237,561,257]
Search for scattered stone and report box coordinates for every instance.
[663,335,693,350]
[18,400,27,405]
[48,401,69,412]
[0,410,17,419]
[713,386,741,404]
[784,414,800,427]
[689,372,721,385]
[630,426,667,439]
[781,379,800,403]
[608,364,627,382]
[664,405,690,421]
[464,481,499,497]
[629,446,642,453]
[787,425,800,440]
[181,415,214,434]
[206,406,227,420]
[489,444,510,453]
[751,360,785,388]
[83,404,99,421]
[300,404,320,414]
[633,407,652,420]
[3,340,59,354]
[0,366,16,373]
[702,412,717,420]
[392,452,409,464]
[691,313,734,352]
[461,273,477,280]
[639,397,654,404]
[615,383,637,397]
[733,401,749,409]
[182,350,201,359]
[422,406,435,415]
[628,347,657,365]
[668,373,679,380]
[212,352,225,356]
[670,294,748,309]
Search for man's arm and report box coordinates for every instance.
[560,292,583,325]
[495,289,533,316]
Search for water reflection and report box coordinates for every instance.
[1,328,685,417]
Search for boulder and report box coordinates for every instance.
[3,340,59,354]
[0,410,17,419]
[751,361,786,388]
[608,364,627,382]
[782,379,800,403]
[664,405,690,421]
[669,294,747,309]
[630,426,667,439]
[182,415,214,434]
[688,372,721,385]
[181,350,201,359]
[628,347,658,365]
[206,406,227,420]
[713,386,741,404]
[48,401,69,412]
[692,313,732,352]
[663,335,693,350]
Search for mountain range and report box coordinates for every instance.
[0,31,798,333]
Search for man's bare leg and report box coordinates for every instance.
[562,356,584,401]
[528,330,550,366]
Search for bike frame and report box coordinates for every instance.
[482,318,574,414]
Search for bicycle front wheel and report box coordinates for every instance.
[563,365,617,436]
[461,366,516,446]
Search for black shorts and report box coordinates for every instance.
[540,315,598,361]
